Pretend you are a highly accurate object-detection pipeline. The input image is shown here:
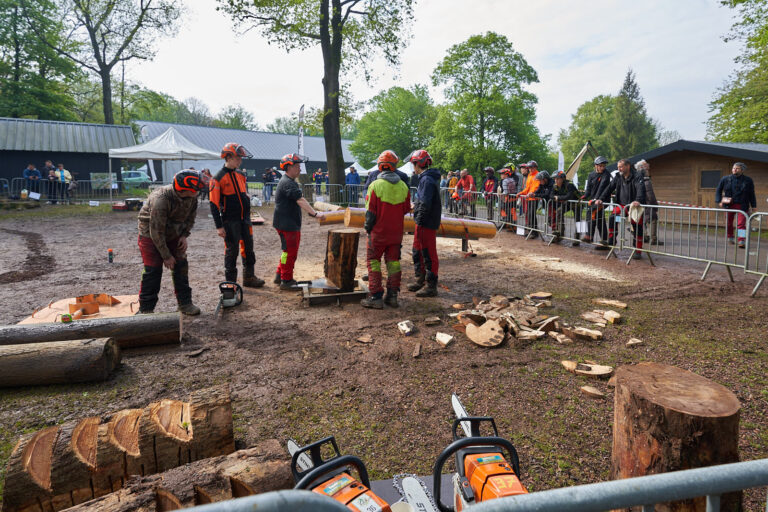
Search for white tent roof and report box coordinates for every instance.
[108,127,220,161]
[397,161,415,177]
[345,161,368,175]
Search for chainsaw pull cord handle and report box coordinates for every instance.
[432,436,522,512]
[294,454,371,491]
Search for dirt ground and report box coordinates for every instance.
[1,204,767,509]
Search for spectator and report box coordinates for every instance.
[56,163,73,204]
[635,159,663,246]
[345,165,361,203]
[23,164,41,194]
[582,156,612,248]
[199,169,212,202]
[455,169,476,217]
[262,166,280,203]
[597,158,647,258]
[447,171,459,213]
[481,167,498,221]
[312,168,324,196]
[549,170,581,244]
[440,173,448,189]
[46,168,58,204]
[715,162,756,248]
[517,161,541,238]
[499,165,519,226]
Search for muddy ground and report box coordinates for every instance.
[1,204,767,509]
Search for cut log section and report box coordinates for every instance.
[465,320,505,347]
[343,208,497,239]
[562,326,603,341]
[561,360,614,378]
[0,338,121,387]
[2,385,234,512]
[580,386,605,399]
[580,311,607,327]
[313,201,344,212]
[528,292,552,301]
[592,298,627,309]
[318,210,348,225]
[612,363,742,511]
[324,228,360,291]
[0,313,181,349]
[66,440,293,511]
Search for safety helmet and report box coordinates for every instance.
[173,169,205,193]
[535,170,550,181]
[279,153,307,170]
[484,166,495,174]
[594,156,608,165]
[221,142,253,159]
[504,162,516,171]
[500,167,512,176]
[377,150,399,172]
[519,163,529,169]
[553,170,567,180]
[526,160,539,169]
[407,149,432,169]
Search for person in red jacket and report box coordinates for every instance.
[480,167,498,221]
[455,169,476,216]
[360,150,411,309]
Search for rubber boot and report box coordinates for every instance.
[384,289,399,308]
[415,273,438,297]
[243,267,265,288]
[407,274,425,292]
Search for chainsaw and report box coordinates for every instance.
[432,394,527,511]
[214,281,243,316]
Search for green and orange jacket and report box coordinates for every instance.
[364,171,411,245]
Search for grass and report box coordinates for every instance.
[0,203,114,220]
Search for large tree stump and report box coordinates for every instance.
[324,228,360,291]
[0,338,120,387]
[612,362,741,511]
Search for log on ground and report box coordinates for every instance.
[313,201,343,212]
[324,228,360,291]
[0,338,120,387]
[0,313,181,348]
[344,208,497,239]
[612,362,741,511]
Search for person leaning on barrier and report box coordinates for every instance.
[550,171,581,245]
[517,161,541,238]
[498,164,519,225]
[345,165,361,204]
[481,167,498,221]
[635,159,662,246]
[532,171,554,238]
[597,158,647,258]
[582,156,612,248]
[447,171,459,213]
[715,162,756,248]
[23,163,41,194]
[454,169,476,217]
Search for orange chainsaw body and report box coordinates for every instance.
[462,452,527,506]
[312,471,391,512]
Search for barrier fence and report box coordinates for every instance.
[745,212,768,296]
[0,178,9,198]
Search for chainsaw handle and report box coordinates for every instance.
[432,436,521,512]
[294,455,371,491]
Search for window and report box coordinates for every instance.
[700,170,721,189]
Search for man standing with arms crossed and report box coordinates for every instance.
[209,143,265,288]
[406,149,441,298]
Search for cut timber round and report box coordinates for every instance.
[344,208,496,239]
[318,210,347,225]
[0,338,120,387]
[324,228,360,291]
[465,320,505,347]
[580,386,605,399]
[2,425,59,512]
[529,291,552,300]
[561,360,613,378]
[612,362,741,511]
[313,201,343,212]
[0,312,181,349]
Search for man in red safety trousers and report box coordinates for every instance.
[406,149,441,297]
[209,143,265,288]
[360,150,411,309]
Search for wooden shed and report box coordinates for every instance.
[609,140,768,210]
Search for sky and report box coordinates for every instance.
[131,0,742,147]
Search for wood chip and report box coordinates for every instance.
[452,303,468,310]
[465,320,505,347]
[516,330,545,341]
[356,334,373,344]
[457,312,485,326]
[490,295,510,307]
[424,316,441,326]
[412,342,421,358]
[626,338,644,347]
[561,360,614,378]
[607,375,617,387]
[602,310,622,324]
[563,326,603,341]
[548,331,573,344]
[593,298,628,309]
[452,324,467,334]
[186,348,209,358]
[529,291,552,300]
[581,311,608,326]
[397,320,415,336]
[435,332,454,347]
[580,385,605,399]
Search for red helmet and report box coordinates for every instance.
[553,170,567,180]
[377,150,399,172]
[173,169,205,193]
[407,149,432,169]
[279,153,307,170]
[221,142,253,159]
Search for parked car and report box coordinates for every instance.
[122,171,152,188]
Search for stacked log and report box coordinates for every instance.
[2,385,234,512]
[343,208,497,239]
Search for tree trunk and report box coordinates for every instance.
[65,440,293,511]
[612,362,741,511]
[100,69,114,124]
[324,228,360,291]
[2,385,234,512]
[0,313,181,348]
[343,208,497,239]
[0,338,120,387]
[320,0,345,187]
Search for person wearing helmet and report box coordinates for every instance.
[361,150,411,309]
[405,149,441,297]
[517,161,540,237]
[136,170,204,315]
[272,154,325,290]
[447,171,460,213]
[210,142,265,287]
[455,169,477,217]
[582,155,612,248]
[498,165,519,226]
[549,170,581,244]
[481,167,498,221]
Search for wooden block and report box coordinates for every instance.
[592,298,627,309]
[548,331,573,344]
[626,338,644,347]
[356,334,373,344]
[516,330,545,341]
[563,326,603,341]
[324,229,360,291]
[581,311,608,326]
[424,316,441,326]
[561,360,614,378]
[397,321,415,336]
[580,386,606,399]
[412,343,421,358]
[435,333,454,347]
[602,310,622,324]
[529,291,552,300]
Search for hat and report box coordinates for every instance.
[628,204,645,224]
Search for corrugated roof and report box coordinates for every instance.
[0,117,135,153]
[690,140,768,154]
[137,121,354,163]
[607,139,768,169]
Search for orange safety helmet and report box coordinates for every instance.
[377,150,399,172]
[173,169,205,193]
[407,149,432,169]
[279,153,307,170]
[221,142,253,159]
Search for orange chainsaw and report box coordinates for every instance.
[432,394,528,511]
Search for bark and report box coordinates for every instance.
[100,70,114,125]
[320,0,346,187]
[0,313,181,348]
[343,208,498,239]
[0,338,120,387]
[612,362,742,511]
[324,228,360,291]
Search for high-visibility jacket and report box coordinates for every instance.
[365,171,411,245]
[209,166,250,228]
[519,169,540,197]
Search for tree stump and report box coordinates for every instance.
[324,228,360,291]
[612,362,741,511]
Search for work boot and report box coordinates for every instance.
[279,279,300,291]
[273,273,282,285]
[178,303,201,316]
[360,295,384,309]
[632,252,642,260]
[362,274,369,282]
[407,275,425,292]
[416,282,438,298]
[384,290,399,308]
[135,308,154,315]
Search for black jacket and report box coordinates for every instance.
[600,169,646,206]
[533,178,554,200]
[413,168,442,230]
[273,175,303,231]
[364,168,410,190]
[551,181,579,202]
[583,170,611,201]
[715,174,756,211]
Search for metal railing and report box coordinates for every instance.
[0,178,9,198]
[303,183,344,205]
[745,211,768,297]
[185,459,768,512]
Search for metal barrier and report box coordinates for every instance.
[344,184,366,206]
[0,178,9,198]
[745,211,768,296]
[303,183,344,205]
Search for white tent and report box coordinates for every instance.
[397,161,415,177]
[345,161,368,177]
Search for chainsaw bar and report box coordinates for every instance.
[393,474,437,512]
[286,439,313,472]
[452,393,471,438]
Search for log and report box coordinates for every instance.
[66,440,293,511]
[612,362,742,511]
[343,208,497,239]
[313,201,343,212]
[0,338,121,387]
[0,313,181,349]
[2,386,234,512]
[317,210,348,225]
[324,228,360,291]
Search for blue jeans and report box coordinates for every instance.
[264,184,273,202]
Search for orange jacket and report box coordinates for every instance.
[519,169,540,197]
[209,166,250,228]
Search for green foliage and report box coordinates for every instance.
[557,95,616,182]
[349,85,436,164]
[213,104,260,131]
[608,70,658,159]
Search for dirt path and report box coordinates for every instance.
[1,206,766,508]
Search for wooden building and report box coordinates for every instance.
[609,140,768,209]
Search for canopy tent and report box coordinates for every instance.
[397,161,415,177]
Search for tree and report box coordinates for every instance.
[349,85,436,165]
[557,95,617,180]
[608,70,658,159]
[429,32,553,175]
[217,0,414,185]
[214,104,259,131]
[707,0,768,142]
[26,0,183,124]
